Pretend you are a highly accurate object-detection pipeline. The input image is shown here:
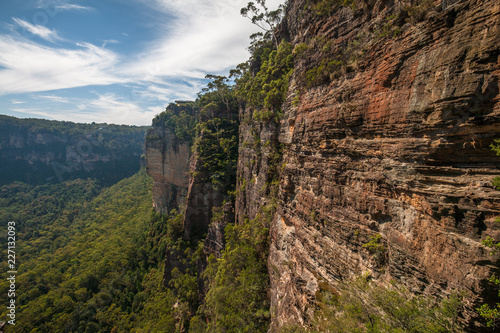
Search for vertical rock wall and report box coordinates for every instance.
[145,123,190,214]
[236,0,500,329]
[183,154,226,239]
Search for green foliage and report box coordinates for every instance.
[294,34,348,88]
[192,76,239,196]
[202,204,274,332]
[476,139,500,329]
[309,0,357,16]
[477,275,500,329]
[305,275,466,333]
[0,115,147,186]
[405,0,435,24]
[240,0,285,48]
[193,118,239,194]
[237,40,294,118]
[152,102,197,144]
[0,170,212,332]
[295,6,406,89]
[491,140,500,190]
[362,233,387,267]
[482,236,500,255]
[491,139,500,156]
[305,58,344,88]
[376,13,402,39]
[0,170,156,332]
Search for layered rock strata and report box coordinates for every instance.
[260,0,500,330]
[145,122,190,214]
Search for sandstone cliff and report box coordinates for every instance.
[258,0,500,330]
[145,0,500,330]
[145,120,190,214]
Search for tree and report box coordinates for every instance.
[240,0,285,48]
[200,74,235,119]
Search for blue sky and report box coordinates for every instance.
[0,0,283,125]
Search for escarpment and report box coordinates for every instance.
[145,0,500,331]
[263,0,500,330]
[0,115,146,186]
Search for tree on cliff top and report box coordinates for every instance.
[240,0,285,48]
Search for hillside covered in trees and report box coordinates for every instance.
[0,115,147,186]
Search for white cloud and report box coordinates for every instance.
[124,0,285,82]
[0,36,122,94]
[11,108,54,119]
[102,39,119,48]
[35,0,92,12]
[0,0,287,125]
[37,95,71,103]
[12,93,157,125]
[68,93,158,125]
[54,4,92,11]
[12,17,62,43]
[133,81,204,103]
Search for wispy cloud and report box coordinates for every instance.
[11,108,49,117]
[123,0,284,82]
[38,95,71,103]
[35,0,92,12]
[102,39,119,48]
[0,0,286,125]
[0,36,122,94]
[72,93,157,125]
[12,17,62,43]
[54,4,92,11]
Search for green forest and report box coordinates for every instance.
[0,115,147,186]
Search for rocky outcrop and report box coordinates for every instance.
[258,0,500,330]
[145,123,190,214]
[235,116,281,225]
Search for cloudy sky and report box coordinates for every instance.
[0,0,283,125]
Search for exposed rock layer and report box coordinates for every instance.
[257,0,500,330]
[145,124,190,214]
[145,0,500,330]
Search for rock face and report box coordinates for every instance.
[183,158,226,239]
[145,0,500,329]
[255,0,500,330]
[145,122,190,214]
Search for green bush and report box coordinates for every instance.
[310,275,466,333]
[237,40,294,119]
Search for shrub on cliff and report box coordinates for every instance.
[202,205,273,332]
[236,40,293,119]
[295,275,466,333]
[476,139,500,329]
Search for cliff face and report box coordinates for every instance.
[145,0,500,330]
[183,155,226,239]
[145,120,190,214]
[260,0,500,329]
